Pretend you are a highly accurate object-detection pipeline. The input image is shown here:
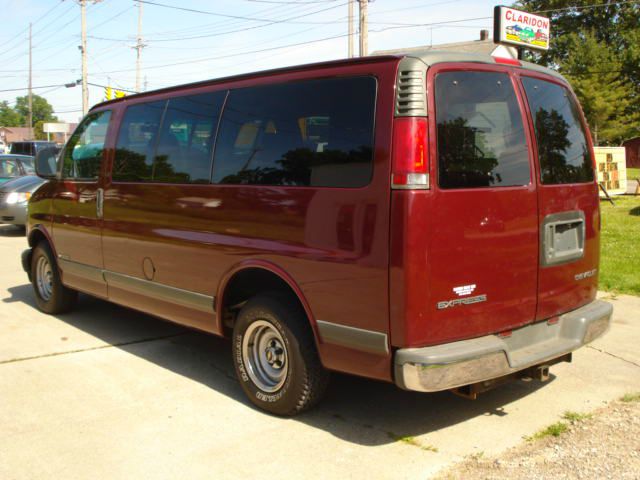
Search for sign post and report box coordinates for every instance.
[493,5,550,58]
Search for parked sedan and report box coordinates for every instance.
[0,154,35,184]
[0,175,46,227]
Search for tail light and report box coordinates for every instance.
[391,117,429,189]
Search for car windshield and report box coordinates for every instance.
[20,158,35,174]
[0,158,20,178]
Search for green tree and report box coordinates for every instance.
[562,31,639,144]
[33,120,48,140]
[0,101,23,127]
[515,1,640,143]
[14,94,58,125]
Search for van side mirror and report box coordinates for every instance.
[35,147,60,179]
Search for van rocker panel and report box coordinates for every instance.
[394,299,612,392]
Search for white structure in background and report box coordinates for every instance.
[595,147,627,196]
[43,123,73,143]
[372,30,518,59]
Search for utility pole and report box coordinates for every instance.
[348,0,354,58]
[134,1,145,93]
[28,22,33,140]
[359,0,368,57]
[80,0,89,116]
[78,0,103,115]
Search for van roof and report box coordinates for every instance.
[91,51,565,111]
[396,49,564,80]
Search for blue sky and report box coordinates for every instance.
[0,0,500,122]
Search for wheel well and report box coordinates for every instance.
[220,268,308,336]
[28,228,48,248]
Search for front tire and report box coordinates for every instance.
[232,293,329,416]
[31,242,77,314]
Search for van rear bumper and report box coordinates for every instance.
[394,300,612,392]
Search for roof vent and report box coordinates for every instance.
[395,67,427,117]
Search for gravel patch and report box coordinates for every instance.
[435,397,640,480]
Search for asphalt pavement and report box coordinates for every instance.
[1,224,639,479]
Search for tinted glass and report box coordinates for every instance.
[62,110,111,179]
[436,71,530,189]
[10,143,33,156]
[153,92,224,184]
[212,77,376,187]
[114,101,165,182]
[0,158,19,178]
[20,158,35,174]
[522,77,593,184]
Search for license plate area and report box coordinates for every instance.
[541,210,585,266]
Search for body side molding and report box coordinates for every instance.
[56,258,215,315]
[104,271,215,314]
[316,320,389,355]
[58,258,105,284]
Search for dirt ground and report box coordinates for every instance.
[436,396,640,479]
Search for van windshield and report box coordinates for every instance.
[522,77,594,184]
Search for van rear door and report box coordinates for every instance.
[520,75,599,320]
[423,66,539,345]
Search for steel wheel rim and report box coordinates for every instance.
[35,256,53,301]
[242,320,288,393]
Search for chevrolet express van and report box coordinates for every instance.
[24,51,612,415]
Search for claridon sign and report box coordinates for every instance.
[493,6,550,51]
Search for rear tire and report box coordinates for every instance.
[31,242,77,314]
[232,292,329,416]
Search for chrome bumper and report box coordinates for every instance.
[394,300,612,392]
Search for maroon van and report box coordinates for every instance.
[24,51,612,415]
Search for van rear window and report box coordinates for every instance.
[211,77,376,188]
[522,77,594,184]
[10,143,33,156]
[435,71,530,189]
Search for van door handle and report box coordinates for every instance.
[96,188,104,219]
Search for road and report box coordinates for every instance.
[1,224,639,479]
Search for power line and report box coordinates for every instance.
[244,0,337,3]
[536,0,640,14]
[87,82,137,94]
[140,0,306,38]
[0,0,65,50]
[0,83,71,93]
[92,32,351,74]
[92,1,349,42]
[133,0,341,23]
[44,14,522,76]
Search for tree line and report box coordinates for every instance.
[0,94,59,140]
[516,0,640,145]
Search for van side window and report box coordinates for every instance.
[435,71,530,189]
[212,77,376,188]
[62,110,111,180]
[113,101,165,182]
[522,78,594,184]
[153,92,225,184]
